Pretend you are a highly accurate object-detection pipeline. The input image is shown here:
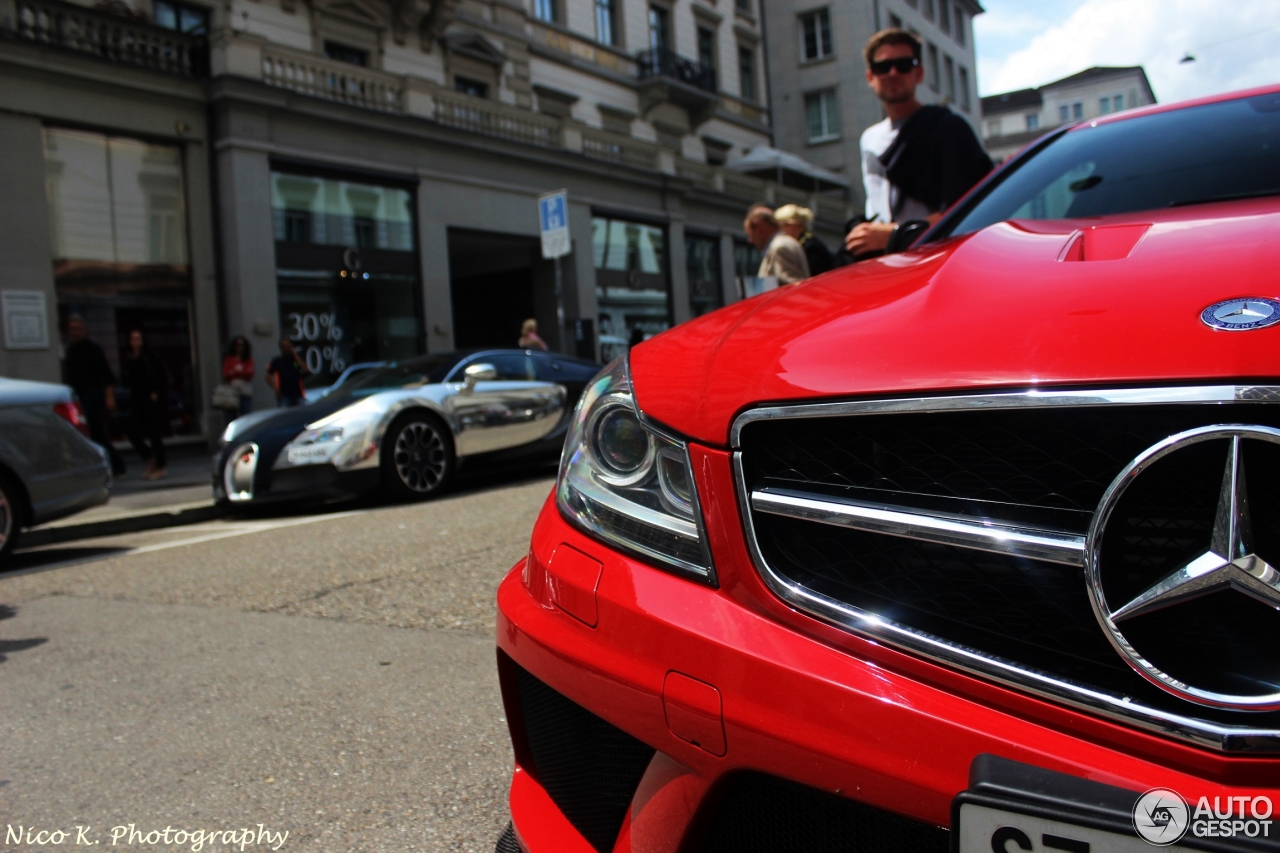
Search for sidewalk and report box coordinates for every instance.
[23,443,227,548]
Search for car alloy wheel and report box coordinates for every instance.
[0,473,20,562]
[393,419,448,493]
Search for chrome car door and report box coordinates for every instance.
[447,354,566,456]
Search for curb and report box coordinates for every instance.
[22,502,231,549]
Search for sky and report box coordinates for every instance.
[973,0,1280,103]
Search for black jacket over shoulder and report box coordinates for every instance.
[880,105,993,216]
[122,349,168,401]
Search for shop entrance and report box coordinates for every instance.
[448,229,556,351]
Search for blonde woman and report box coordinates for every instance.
[518,318,548,351]
[775,204,835,275]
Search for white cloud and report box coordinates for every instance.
[976,0,1280,103]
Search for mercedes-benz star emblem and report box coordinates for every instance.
[1201,298,1280,331]
[1086,425,1280,710]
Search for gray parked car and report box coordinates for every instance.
[0,377,111,562]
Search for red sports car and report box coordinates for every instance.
[494,85,1280,853]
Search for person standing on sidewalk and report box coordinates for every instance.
[222,336,255,415]
[63,315,126,477]
[517,319,548,351]
[744,204,810,285]
[267,338,308,408]
[845,29,991,257]
[775,204,835,276]
[122,329,168,481]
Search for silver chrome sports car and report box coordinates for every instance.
[213,349,601,506]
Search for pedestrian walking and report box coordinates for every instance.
[775,204,835,276]
[63,315,126,476]
[267,338,308,408]
[221,335,255,415]
[845,28,992,258]
[517,319,548,351]
[121,329,168,481]
[743,204,810,285]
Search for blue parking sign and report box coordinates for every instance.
[538,190,570,259]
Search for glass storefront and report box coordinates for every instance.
[685,233,722,317]
[592,216,669,362]
[734,239,763,299]
[44,127,198,436]
[271,171,422,386]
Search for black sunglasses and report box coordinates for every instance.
[870,57,919,76]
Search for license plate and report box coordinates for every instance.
[286,444,336,465]
[958,802,1156,852]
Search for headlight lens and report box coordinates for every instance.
[557,358,714,583]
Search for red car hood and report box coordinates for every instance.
[632,198,1280,447]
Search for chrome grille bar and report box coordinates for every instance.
[751,488,1086,566]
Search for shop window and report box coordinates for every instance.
[272,171,421,387]
[685,234,722,317]
[153,0,208,35]
[733,239,762,298]
[592,217,668,362]
[44,128,197,436]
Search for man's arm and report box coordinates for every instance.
[844,213,941,255]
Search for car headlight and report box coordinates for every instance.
[278,401,383,469]
[557,358,714,583]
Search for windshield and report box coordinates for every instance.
[941,91,1280,238]
[328,353,464,398]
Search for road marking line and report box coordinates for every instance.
[127,511,364,556]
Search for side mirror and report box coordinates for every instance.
[886,220,931,254]
[463,363,497,391]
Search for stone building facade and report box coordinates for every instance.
[1,0,848,437]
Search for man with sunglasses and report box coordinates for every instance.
[846,29,991,257]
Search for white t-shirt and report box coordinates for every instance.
[861,116,932,224]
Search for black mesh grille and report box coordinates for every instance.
[698,772,948,853]
[515,666,655,853]
[741,401,1280,734]
[493,823,520,853]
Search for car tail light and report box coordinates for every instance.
[54,400,90,437]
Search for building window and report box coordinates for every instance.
[735,0,751,15]
[1073,101,1083,119]
[954,7,965,45]
[697,26,716,72]
[944,54,955,102]
[592,217,668,361]
[1026,112,1039,130]
[888,12,902,28]
[595,0,617,46]
[534,0,556,23]
[938,0,950,33]
[324,41,368,66]
[1114,93,1124,110]
[1099,96,1110,114]
[152,0,208,34]
[738,45,756,101]
[686,234,722,317]
[1058,105,1069,122]
[805,89,839,142]
[927,42,939,91]
[1059,102,1083,122]
[455,76,489,98]
[799,8,832,61]
[985,119,1000,137]
[649,5,670,51]
[923,0,935,20]
[958,65,970,111]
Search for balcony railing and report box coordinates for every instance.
[635,47,715,93]
[262,43,402,112]
[581,127,659,170]
[4,0,207,77]
[432,88,562,149]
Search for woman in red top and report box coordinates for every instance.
[222,336,255,414]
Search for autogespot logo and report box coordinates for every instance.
[1133,789,1275,845]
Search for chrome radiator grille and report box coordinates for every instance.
[733,387,1280,753]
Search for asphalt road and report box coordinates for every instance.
[0,468,557,852]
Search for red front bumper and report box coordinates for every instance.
[496,446,1280,853]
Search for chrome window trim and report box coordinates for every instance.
[730,385,1280,753]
